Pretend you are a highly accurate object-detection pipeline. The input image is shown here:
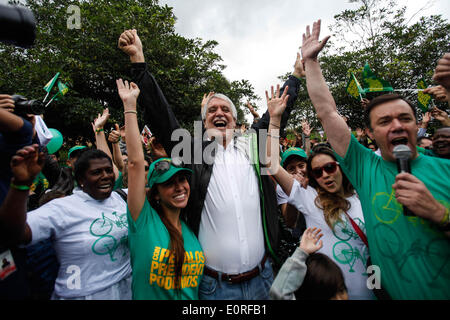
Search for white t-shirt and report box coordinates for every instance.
[287,180,375,300]
[276,184,288,205]
[26,189,132,299]
[199,139,265,274]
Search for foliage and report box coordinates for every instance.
[284,0,450,132]
[0,0,257,145]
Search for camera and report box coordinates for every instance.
[11,95,45,116]
[0,4,36,48]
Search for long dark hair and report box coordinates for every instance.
[307,146,354,230]
[149,181,185,291]
[295,253,347,300]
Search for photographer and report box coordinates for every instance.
[0,95,35,205]
[0,97,35,299]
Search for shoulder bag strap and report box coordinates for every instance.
[343,211,369,248]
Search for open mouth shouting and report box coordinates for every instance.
[390,137,409,146]
[213,119,227,129]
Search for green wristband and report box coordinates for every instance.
[10,183,31,191]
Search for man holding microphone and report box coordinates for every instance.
[298,19,449,299]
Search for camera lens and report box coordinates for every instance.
[0,4,36,48]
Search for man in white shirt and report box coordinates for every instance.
[119,29,304,299]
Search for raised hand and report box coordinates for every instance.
[355,127,365,139]
[108,123,121,143]
[431,107,450,126]
[0,94,15,113]
[433,53,450,91]
[266,84,290,119]
[118,29,144,62]
[201,92,215,110]
[301,119,311,136]
[92,107,110,131]
[422,111,431,125]
[299,227,323,255]
[10,144,45,186]
[293,52,306,78]
[301,19,330,62]
[360,98,370,109]
[116,79,140,109]
[423,85,450,102]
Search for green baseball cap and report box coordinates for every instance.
[68,145,87,159]
[147,158,193,189]
[281,147,308,167]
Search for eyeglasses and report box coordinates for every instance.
[311,161,339,179]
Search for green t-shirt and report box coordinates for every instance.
[114,171,123,190]
[127,199,204,300]
[335,135,450,300]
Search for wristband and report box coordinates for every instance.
[95,128,104,134]
[439,206,449,226]
[267,133,280,139]
[124,110,137,115]
[10,182,31,191]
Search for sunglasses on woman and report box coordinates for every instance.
[311,161,339,179]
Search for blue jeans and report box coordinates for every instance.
[199,259,274,300]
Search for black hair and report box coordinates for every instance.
[294,253,347,300]
[365,94,417,130]
[283,155,307,169]
[73,149,112,186]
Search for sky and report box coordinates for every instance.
[1,0,449,122]
[158,0,450,122]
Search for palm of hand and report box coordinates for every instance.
[119,88,139,102]
[301,38,322,61]
[268,98,285,117]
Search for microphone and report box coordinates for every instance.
[393,144,414,216]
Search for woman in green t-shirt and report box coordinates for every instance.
[117,79,204,300]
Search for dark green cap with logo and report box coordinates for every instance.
[281,147,308,167]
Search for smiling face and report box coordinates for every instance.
[432,127,450,158]
[311,154,343,194]
[79,158,115,200]
[155,173,190,211]
[204,97,236,144]
[368,99,418,162]
[285,157,308,178]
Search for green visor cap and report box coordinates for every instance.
[68,145,87,159]
[147,158,193,189]
[281,147,307,167]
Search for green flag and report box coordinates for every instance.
[43,72,60,103]
[362,63,394,93]
[417,78,431,113]
[346,72,365,99]
[43,72,60,93]
[45,80,69,107]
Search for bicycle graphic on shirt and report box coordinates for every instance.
[333,241,369,274]
[332,217,365,242]
[373,223,450,285]
[332,218,368,273]
[89,211,129,262]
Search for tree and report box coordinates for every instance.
[283,0,450,132]
[0,0,256,150]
